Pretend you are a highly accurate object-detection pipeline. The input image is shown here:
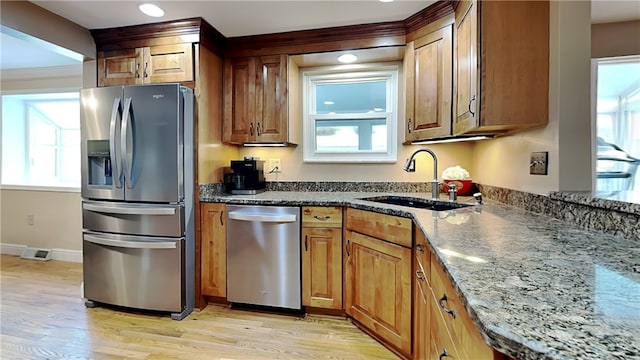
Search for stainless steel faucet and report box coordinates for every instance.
[403,148,439,200]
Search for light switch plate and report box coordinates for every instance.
[530,152,548,175]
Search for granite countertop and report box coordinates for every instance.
[203,191,640,360]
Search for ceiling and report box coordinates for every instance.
[1,0,639,71]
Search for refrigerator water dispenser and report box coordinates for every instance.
[87,140,113,185]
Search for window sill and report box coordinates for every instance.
[0,185,80,193]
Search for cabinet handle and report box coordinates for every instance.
[219,211,224,226]
[313,215,330,221]
[416,244,424,252]
[415,269,425,280]
[407,118,412,133]
[135,63,140,78]
[144,62,149,78]
[439,348,450,359]
[304,235,308,252]
[249,122,254,136]
[257,122,261,136]
[439,294,457,319]
[468,95,476,117]
[346,239,351,257]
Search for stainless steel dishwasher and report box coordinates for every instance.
[226,204,301,310]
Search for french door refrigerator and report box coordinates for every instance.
[80,83,194,320]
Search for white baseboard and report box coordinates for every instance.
[0,243,82,263]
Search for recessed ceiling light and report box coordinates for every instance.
[337,54,358,63]
[380,0,394,2]
[324,101,335,105]
[139,3,165,17]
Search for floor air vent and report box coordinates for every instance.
[21,248,52,261]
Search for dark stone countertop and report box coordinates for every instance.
[202,191,640,360]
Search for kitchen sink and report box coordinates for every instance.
[359,195,473,211]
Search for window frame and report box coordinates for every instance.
[302,64,399,163]
[1,90,81,191]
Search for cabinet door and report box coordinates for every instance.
[98,48,143,86]
[345,230,412,355]
[223,57,256,144]
[302,227,342,309]
[145,43,194,83]
[200,203,226,297]
[452,0,478,135]
[405,24,453,142]
[255,55,288,142]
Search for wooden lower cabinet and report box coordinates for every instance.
[200,203,226,297]
[430,257,497,359]
[301,206,343,310]
[344,229,412,355]
[302,227,342,309]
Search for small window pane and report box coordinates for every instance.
[316,80,387,114]
[316,118,387,152]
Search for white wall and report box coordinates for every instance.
[0,3,87,260]
[0,189,82,257]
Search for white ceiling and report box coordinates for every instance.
[1,0,639,71]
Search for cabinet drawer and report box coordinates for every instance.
[431,256,494,359]
[302,207,342,228]
[429,298,462,360]
[345,208,412,247]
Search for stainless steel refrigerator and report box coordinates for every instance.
[80,83,194,320]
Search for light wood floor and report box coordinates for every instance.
[0,254,398,360]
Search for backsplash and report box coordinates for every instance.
[199,181,639,240]
[477,184,639,241]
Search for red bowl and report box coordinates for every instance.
[441,179,473,196]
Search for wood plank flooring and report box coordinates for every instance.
[0,254,399,359]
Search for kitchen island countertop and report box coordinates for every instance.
[203,191,640,360]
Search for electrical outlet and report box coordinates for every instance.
[27,214,35,226]
[530,152,548,175]
[267,158,282,174]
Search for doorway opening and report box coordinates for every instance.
[594,55,640,193]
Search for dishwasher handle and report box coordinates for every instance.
[228,211,297,223]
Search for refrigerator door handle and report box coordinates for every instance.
[85,234,177,249]
[121,97,134,189]
[83,202,177,215]
[109,98,122,188]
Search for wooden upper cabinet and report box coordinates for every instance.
[146,44,194,83]
[453,0,549,135]
[98,48,143,86]
[223,55,292,144]
[405,23,453,142]
[98,43,194,87]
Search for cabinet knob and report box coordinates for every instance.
[257,122,262,136]
[219,211,224,226]
[439,348,450,359]
[407,118,412,133]
[135,63,140,78]
[305,235,308,252]
[415,269,425,280]
[144,62,149,78]
[313,215,330,221]
[249,122,254,136]
[346,239,351,257]
[416,244,424,252]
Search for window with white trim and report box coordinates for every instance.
[303,65,398,162]
[1,92,80,188]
